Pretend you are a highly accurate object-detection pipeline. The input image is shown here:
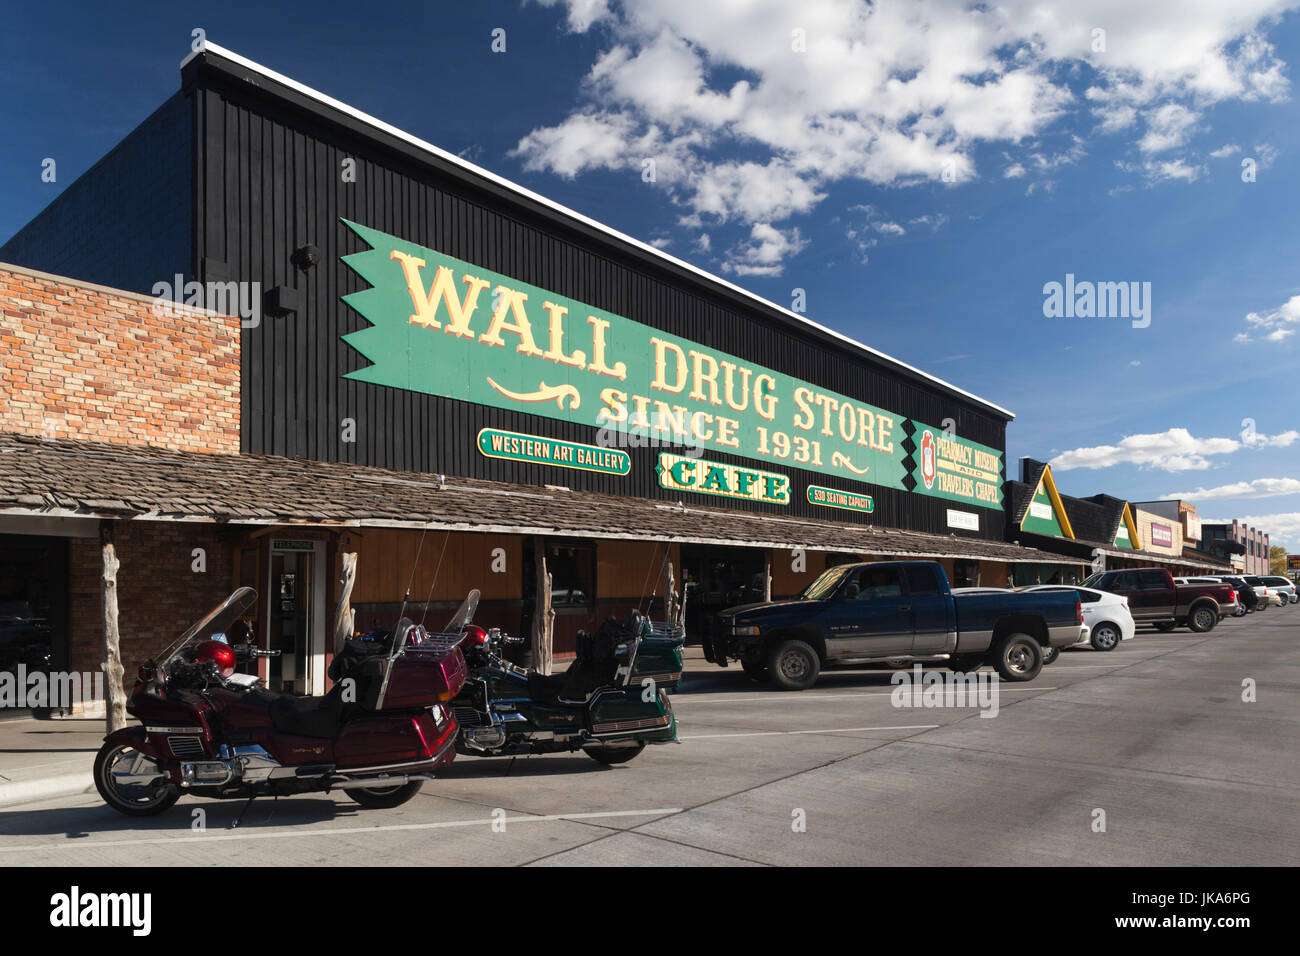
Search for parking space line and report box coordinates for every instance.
[679,687,1056,705]
[681,724,940,739]
[0,807,686,854]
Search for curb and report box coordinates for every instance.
[0,773,95,807]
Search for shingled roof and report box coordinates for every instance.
[0,432,1059,563]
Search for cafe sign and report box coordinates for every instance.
[656,454,790,505]
[340,220,1003,509]
[477,428,630,475]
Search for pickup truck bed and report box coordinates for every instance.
[1080,567,1236,632]
[707,560,1085,690]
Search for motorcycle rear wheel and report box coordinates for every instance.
[347,780,423,809]
[585,742,646,765]
[94,741,180,817]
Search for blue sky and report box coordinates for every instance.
[2,0,1298,550]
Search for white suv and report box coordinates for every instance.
[1260,576,1297,605]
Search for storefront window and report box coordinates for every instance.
[952,559,980,588]
[546,542,595,606]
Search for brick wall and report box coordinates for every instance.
[0,264,239,453]
[68,523,234,682]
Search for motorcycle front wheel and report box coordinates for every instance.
[347,780,423,809]
[585,742,646,765]
[94,741,180,817]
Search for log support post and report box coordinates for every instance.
[333,550,358,653]
[531,537,554,675]
[662,557,677,624]
[100,520,126,733]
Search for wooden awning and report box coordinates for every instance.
[0,432,1061,563]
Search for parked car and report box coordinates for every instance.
[1243,576,1285,608]
[1080,567,1236,632]
[706,560,1086,689]
[1021,585,1135,651]
[1176,577,1251,616]
[1210,576,1262,613]
[1260,576,1298,605]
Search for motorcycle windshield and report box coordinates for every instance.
[390,590,481,658]
[157,587,259,670]
[442,589,480,633]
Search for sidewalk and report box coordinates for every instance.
[0,715,104,806]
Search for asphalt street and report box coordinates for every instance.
[0,611,1295,866]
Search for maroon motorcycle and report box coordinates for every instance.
[93,587,472,818]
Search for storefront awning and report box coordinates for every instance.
[1095,546,1232,572]
[0,433,1061,564]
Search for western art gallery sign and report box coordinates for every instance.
[340,220,1003,510]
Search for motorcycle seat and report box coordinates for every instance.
[269,685,347,739]
[527,672,580,705]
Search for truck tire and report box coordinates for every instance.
[1153,621,1176,632]
[948,655,985,673]
[1041,646,1060,665]
[767,639,820,691]
[1090,622,1121,651]
[1187,605,1218,633]
[991,633,1042,682]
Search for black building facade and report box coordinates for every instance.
[2,42,1011,540]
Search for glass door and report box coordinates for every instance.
[268,547,314,694]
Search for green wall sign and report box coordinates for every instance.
[807,484,875,514]
[656,453,790,505]
[340,220,1003,509]
[477,428,630,475]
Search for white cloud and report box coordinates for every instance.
[516,0,1299,271]
[1137,103,1200,154]
[533,0,612,32]
[1116,156,1206,183]
[907,213,950,231]
[722,223,808,276]
[1166,477,1300,499]
[1210,142,1241,157]
[1241,428,1299,448]
[1004,162,1027,178]
[1050,427,1240,472]
[1236,293,1300,343]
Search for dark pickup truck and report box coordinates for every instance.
[1079,567,1236,632]
[705,561,1085,690]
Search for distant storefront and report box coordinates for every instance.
[1005,460,1231,583]
[1196,520,1272,576]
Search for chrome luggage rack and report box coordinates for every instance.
[644,620,685,643]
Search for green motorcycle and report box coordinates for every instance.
[451,611,683,765]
